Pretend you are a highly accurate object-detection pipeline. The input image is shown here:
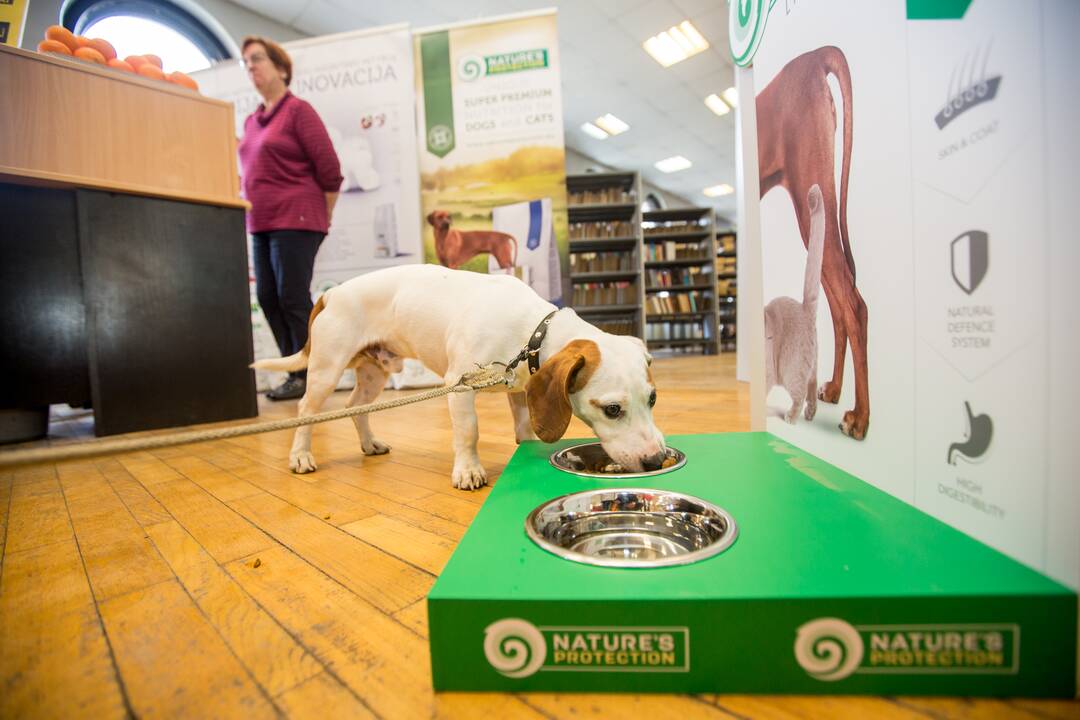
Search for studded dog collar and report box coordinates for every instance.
[505,310,558,376]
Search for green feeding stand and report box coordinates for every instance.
[428,433,1077,696]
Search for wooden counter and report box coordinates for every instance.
[0,44,245,208]
[0,44,256,439]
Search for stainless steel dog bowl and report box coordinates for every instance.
[525,488,737,568]
[549,443,686,479]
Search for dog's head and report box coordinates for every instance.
[426,210,452,231]
[525,336,666,471]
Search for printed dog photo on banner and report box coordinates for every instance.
[753,1,917,504]
[414,13,570,305]
[758,45,868,442]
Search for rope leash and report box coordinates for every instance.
[0,364,515,469]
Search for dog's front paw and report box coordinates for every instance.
[290,451,318,474]
[362,439,391,456]
[818,381,841,404]
[452,460,488,491]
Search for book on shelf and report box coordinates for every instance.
[642,219,710,236]
[645,291,708,315]
[572,280,636,306]
[645,320,710,341]
[644,240,711,262]
[717,256,737,274]
[570,251,635,273]
[646,266,712,287]
[568,187,636,206]
[569,220,636,239]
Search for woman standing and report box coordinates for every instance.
[238,36,343,400]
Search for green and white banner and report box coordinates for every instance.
[414,10,570,305]
[742,0,1080,591]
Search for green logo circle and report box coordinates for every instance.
[457,55,484,81]
[428,124,454,152]
[728,0,775,67]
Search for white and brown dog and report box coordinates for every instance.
[252,264,665,490]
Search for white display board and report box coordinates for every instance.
[741,0,1079,588]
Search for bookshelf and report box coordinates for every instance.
[716,227,737,352]
[642,207,720,355]
[567,172,645,339]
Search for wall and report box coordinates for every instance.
[195,0,302,44]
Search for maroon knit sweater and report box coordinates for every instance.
[238,92,343,234]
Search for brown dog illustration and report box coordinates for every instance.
[427,210,517,270]
[757,45,869,440]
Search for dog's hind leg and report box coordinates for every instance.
[839,282,870,440]
[289,345,352,474]
[818,280,847,405]
[348,359,391,456]
[508,392,536,443]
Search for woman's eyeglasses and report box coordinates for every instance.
[241,53,269,68]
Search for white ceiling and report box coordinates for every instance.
[231,0,738,218]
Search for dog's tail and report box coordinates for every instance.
[249,294,328,372]
[820,45,855,281]
[803,185,825,314]
[251,351,308,373]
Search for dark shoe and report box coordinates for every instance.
[267,376,306,401]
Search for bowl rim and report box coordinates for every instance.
[548,442,687,479]
[524,487,739,569]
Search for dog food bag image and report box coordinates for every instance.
[490,198,563,303]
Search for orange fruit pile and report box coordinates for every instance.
[36,25,200,94]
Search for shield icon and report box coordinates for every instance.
[950,230,989,295]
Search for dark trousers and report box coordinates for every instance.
[251,230,324,380]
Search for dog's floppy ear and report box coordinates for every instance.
[525,339,600,443]
[426,211,436,225]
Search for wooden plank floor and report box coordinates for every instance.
[1,354,1076,719]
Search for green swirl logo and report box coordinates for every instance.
[484,619,547,678]
[728,0,777,67]
[457,55,484,81]
[794,618,864,681]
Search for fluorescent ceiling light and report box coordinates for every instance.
[580,122,608,140]
[703,183,735,197]
[643,20,709,68]
[655,155,692,173]
[594,113,629,136]
[721,86,738,108]
[704,93,730,116]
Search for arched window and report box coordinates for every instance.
[61,0,238,72]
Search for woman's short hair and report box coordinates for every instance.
[242,36,293,87]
